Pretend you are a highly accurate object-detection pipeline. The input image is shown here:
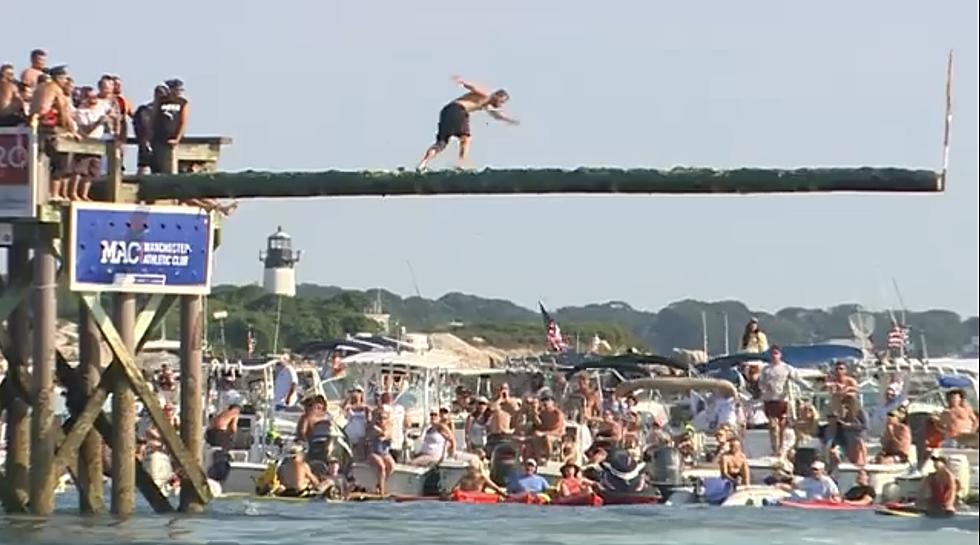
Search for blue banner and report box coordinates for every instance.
[70,203,214,294]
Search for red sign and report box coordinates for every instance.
[0,129,30,186]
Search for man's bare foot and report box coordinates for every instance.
[416,161,429,172]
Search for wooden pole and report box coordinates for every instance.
[110,293,136,516]
[179,295,205,513]
[28,235,57,516]
[77,304,105,513]
[3,243,31,513]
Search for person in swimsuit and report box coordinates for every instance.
[206,404,241,450]
[940,390,979,447]
[367,406,396,495]
[556,461,594,498]
[276,445,321,497]
[416,75,518,171]
[342,385,370,460]
[411,410,455,466]
[530,395,565,462]
[452,458,506,496]
[718,438,750,487]
[917,454,958,516]
[465,396,491,453]
[842,469,876,506]
[875,410,911,464]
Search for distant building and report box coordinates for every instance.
[364,289,390,333]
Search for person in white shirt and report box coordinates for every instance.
[70,86,111,200]
[274,359,299,410]
[760,346,800,456]
[795,460,840,501]
[380,392,408,462]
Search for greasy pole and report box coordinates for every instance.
[77,303,105,513]
[179,295,205,512]
[28,232,57,515]
[4,242,32,513]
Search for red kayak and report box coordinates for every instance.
[550,493,604,507]
[450,490,502,504]
[778,499,872,510]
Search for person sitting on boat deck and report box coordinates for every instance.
[824,360,859,416]
[367,405,396,495]
[742,361,764,400]
[916,454,958,517]
[321,456,350,500]
[342,385,371,460]
[205,404,241,450]
[837,394,869,465]
[573,373,600,422]
[593,410,624,449]
[277,444,321,497]
[719,438,751,488]
[439,406,455,433]
[674,424,698,465]
[940,389,979,448]
[530,395,565,462]
[465,396,491,454]
[515,396,539,436]
[560,427,581,463]
[506,458,550,501]
[763,458,796,490]
[842,469,876,506]
[411,409,455,466]
[452,458,506,496]
[274,358,299,410]
[760,346,801,456]
[740,317,769,353]
[602,389,627,418]
[874,410,911,464]
[556,461,595,498]
[794,460,840,501]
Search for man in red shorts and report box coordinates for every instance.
[760,346,799,456]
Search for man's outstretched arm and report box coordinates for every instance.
[487,109,519,125]
[452,75,490,97]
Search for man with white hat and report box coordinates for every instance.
[794,460,840,501]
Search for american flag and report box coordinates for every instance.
[246,326,256,357]
[539,302,569,352]
[887,324,910,350]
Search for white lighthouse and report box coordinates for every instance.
[259,226,300,297]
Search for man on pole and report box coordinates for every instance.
[417,75,518,171]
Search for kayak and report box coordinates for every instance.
[451,490,502,504]
[550,493,604,507]
[777,499,871,510]
[601,494,661,506]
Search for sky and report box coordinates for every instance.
[4,1,978,316]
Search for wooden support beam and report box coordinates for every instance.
[54,357,174,514]
[52,365,113,474]
[78,293,212,506]
[1,243,31,513]
[76,303,105,513]
[111,293,136,516]
[135,294,178,353]
[179,295,205,513]
[29,238,58,516]
[134,167,945,201]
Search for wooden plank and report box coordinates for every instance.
[54,356,174,513]
[52,364,113,472]
[76,303,105,514]
[51,136,106,156]
[124,136,232,146]
[79,293,212,506]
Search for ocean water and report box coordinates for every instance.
[1,495,977,545]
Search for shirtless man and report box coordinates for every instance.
[205,404,240,450]
[875,410,911,463]
[594,410,623,448]
[718,439,750,487]
[0,65,24,126]
[825,361,859,416]
[20,49,47,91]
[940,390,979,447]
[530,396,565,462]
[277,446,321,497]
[29,65,78,200]
[917,454,958,516]
[495,383,522,416]
[416,75,518,171]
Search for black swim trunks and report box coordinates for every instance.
[436,102,470,143]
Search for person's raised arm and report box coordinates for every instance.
[451,75,490,97]
[741,460,751,486]
[487,109,519,125]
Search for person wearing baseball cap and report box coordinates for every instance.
[505,457,550,501]
[794,460,840,501]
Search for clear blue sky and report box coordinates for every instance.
[5,1,978,315]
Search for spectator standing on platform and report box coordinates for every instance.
[30,65,78,200]
[134,84,168,175]
[111,75,134,143]
[71,86,112,200]
[0,64,24,126]
[740,318,769,353]
[20,49,47,90]
[153,78,189,169]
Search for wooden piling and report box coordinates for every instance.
[110,294,136,516]
[3,243,32,513]
[179,295,205,513]
[77,304,105,513]
[28,235,57,516]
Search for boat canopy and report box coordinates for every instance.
[937,374,976,390]
[564,353,691,378]
[615,377,738,398]
[701,344,864,372]
[341,350,460,370]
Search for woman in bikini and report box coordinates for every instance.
[342,385,371,460]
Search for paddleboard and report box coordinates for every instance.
[875,508,921,518]
[778,499,871,511]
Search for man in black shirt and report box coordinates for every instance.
[843,468,876,506]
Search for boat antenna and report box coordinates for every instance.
[891,277,909,326]
[940,49,953,189]
[406,259,422,298]
[271,294,284,354]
